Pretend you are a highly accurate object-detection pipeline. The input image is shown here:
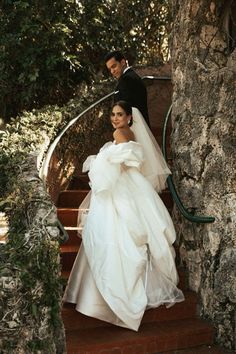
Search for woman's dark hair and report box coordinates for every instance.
[111,100,133,126]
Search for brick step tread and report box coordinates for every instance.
[61,254,183,275]
[60,238,180,254]
[68,161,173,190]
[57,204,174,227]
[60,189,90,194]
[61,244,81,253]
[60,251,78,271]
[68,175,90,190]
[163,345,235,354]
[64,318,214,354]
[62,188,171,195]
[62,224,182,248]
[58,189,173,209]
[61,270,71,279]
[62,291,197,331]
[58,210,175,227]
[63,189,172,196]
[57,189,90,208]
[57,208,79,227]
[61,228,81,246]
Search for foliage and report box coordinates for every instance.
[0,159,65,352]
[0,78,113,204]
[0,0,171,120]
[0,79,113,352]
[0,102,66,351]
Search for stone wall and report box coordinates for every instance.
[171,0,236,349]
[0,153,66,353]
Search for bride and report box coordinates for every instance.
[63,100,184,331]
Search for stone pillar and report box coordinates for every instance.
[171,0,236,349]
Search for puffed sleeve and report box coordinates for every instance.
[86,141,144,195]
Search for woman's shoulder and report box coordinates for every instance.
[113,128,135,144]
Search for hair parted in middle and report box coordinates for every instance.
[112,100,133,127]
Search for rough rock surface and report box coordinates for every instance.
[0,154,66,353]
[171,0,236,349]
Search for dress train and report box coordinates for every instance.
[63,137,184,331]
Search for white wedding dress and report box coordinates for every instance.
[63,108,184,331]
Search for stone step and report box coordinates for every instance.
[62,291,197,331]
[64,317,214,354]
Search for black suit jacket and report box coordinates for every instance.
[114,68,150,126]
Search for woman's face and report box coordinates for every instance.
[111,105,131,129]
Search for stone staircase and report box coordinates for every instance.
[57,178,216,353]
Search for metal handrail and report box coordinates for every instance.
[39,91,115,183]
[42,75,215,224]
[142,75,171,81]
[162,104,215,223]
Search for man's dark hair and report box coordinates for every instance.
[104,50,126,63]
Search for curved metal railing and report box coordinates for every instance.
[162,104,215,223]
[42,75,215,224]
[39,91,115,184]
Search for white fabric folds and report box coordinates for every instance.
[63,109,184,331]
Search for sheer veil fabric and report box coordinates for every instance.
[63,108,184,331]
[130,107,171,193]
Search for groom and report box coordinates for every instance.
[105,50,150,127]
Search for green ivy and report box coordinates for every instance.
[0,79,113,353]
